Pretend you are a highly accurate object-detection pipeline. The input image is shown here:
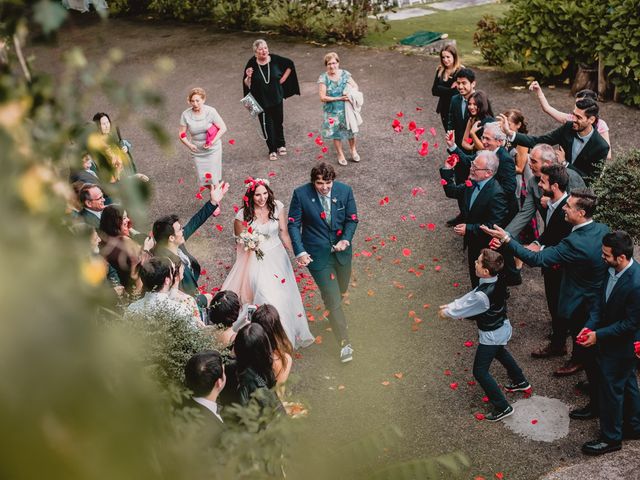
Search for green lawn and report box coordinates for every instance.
[363,2,511,66]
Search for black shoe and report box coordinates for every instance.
[569,405,599,420]
[581,439,621,456]
[622,429,640,440]
[505,273,523,286]
[504,380,531,392]
[485,405,514,422]
[446,214,463,227]
[574,380,591,395]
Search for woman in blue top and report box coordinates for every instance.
[318,52,360,166]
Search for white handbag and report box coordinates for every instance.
[240,93,264,118]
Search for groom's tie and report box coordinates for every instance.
[320,195,331,225]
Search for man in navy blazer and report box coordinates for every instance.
[498,98,609,184]
[576,231,640,455]
[481,189,609,376]
[288,163,358,363]
[440,150,509,287]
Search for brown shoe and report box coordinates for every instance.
[531,344,567,359]
[553,361,584,377]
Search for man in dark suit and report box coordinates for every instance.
[288,163,358,363]
[440,150,509,287]
[576,231,640,455]
[445,67,476,226]
[152,181,228,308]
[504,144,585,240]
[481,189,609,377]
[184,350,226,437]
[498,98,609,184]
[77,184,106,229]
[526,164,574,358]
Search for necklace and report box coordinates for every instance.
[258,61,270,85]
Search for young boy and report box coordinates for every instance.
[439,249,530,421]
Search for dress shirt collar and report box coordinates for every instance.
[193,397,223,423]
[571,219,593,232]
[576,127,595,143]
[548,192,568,212]
[609,258,634,280]
[479,276,498,285]
[476,177,490,190]
[317,189,332,200]
[86,207,103,218]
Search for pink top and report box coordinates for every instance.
[566,114,609,134]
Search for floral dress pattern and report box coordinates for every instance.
[318,70,355,140]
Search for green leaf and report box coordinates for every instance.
[33,0,68,35]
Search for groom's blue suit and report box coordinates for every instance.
[288,181,358,344]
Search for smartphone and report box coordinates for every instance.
[247,304,257,321]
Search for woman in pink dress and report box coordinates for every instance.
[222,178,314,349]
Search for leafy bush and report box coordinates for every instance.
[596,1,640,107]
[473,14,503,66]
[593,149,640,241]
[146,0,218,22]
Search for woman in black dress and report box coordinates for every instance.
[243,39,300,161]
[431,45,462,131]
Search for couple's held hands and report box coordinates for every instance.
[438,305,449,319]
[296,254,313,267]
[210,181,230,205]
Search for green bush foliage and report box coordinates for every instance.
[473,14,502,66]
[479,0,639,106]
[593,149,640,241]
[596,1,640,107]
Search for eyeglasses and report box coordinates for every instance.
[480,136,495,142]
[470,163,491,172]
[90,194,104,201]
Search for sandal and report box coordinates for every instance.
[277,147,287,156]
[351,152,361,163]
[337,156,348,166]
[269,152,278,161]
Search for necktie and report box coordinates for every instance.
[605,270,617,301]
[320,195,331,225]
[461,98,467,117]
[469,183,481,208]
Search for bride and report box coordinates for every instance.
[222,177,314,349]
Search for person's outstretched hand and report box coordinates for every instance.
[210,181,229,205]
[480,224,509,243]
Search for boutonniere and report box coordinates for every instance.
[311,198,316,202]
[332,198,337,204]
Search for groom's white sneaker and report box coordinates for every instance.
[340,343,353,363]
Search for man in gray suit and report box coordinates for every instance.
[504,143,585,239]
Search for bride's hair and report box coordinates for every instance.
[252,304,293,370]
[243,181,277,223]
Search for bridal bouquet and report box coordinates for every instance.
[238,227,268,260]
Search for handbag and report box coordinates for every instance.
[240,93,264,118]
[205,123,219,147]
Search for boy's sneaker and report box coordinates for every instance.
[340,343,353,363]
[504,381,531,392]
[485,405,514,422]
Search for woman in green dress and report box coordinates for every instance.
[318,52,361,166]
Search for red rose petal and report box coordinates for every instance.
[215,224,223,232]
[408,121,417,131]
[440,179,448,185]
[307,132,314,137]
[268,171,276,178]
[204,172,212,179]
[464,340,474,347]
[321,146,328,153]
[444,369,452,376]
[195,192,203,200]
[450,382,459,390]
[396,111,404,117]
[495,474,504,480]
[453,282,460,287]
[402,248,411,257]
[430,127,437,136]
[531,419,538,424]
[228,139,236,145]
[465,179,473,187]
[482,396,489,403]
[427,223,436,230]
[475,413,485,421]
[320,212,327,219]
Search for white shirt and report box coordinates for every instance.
[193,397,224,423]
[572,219,593,232]
[86,207,102,219]
[125,292,195,326]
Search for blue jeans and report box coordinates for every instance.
[473,343,527,411]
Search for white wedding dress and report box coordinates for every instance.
[222,200,315,349]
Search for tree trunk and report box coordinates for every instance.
[597,54,607,100]
[571,64,597,96]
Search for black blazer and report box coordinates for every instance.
[431,70,458,116]
[446,94,470,147]
[586,260,640,358]
[512,122,609,182]
[183,397,224,439]
[537,195,572,247]
[506,221,609,319]
[440,169,509,252]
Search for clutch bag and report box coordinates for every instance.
[240,93,264,118]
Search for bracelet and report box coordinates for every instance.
[500,233,511,244]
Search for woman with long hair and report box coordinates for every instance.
[252,304,293,387]
[431,45,462,131]
[463,90,495,152]
[221,177,314,350]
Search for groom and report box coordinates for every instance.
[288,163,358,363]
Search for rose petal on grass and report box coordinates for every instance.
[450,382,459,390]
[402,248,412,257]
[475,413,485,421]
[464,340,474,347]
